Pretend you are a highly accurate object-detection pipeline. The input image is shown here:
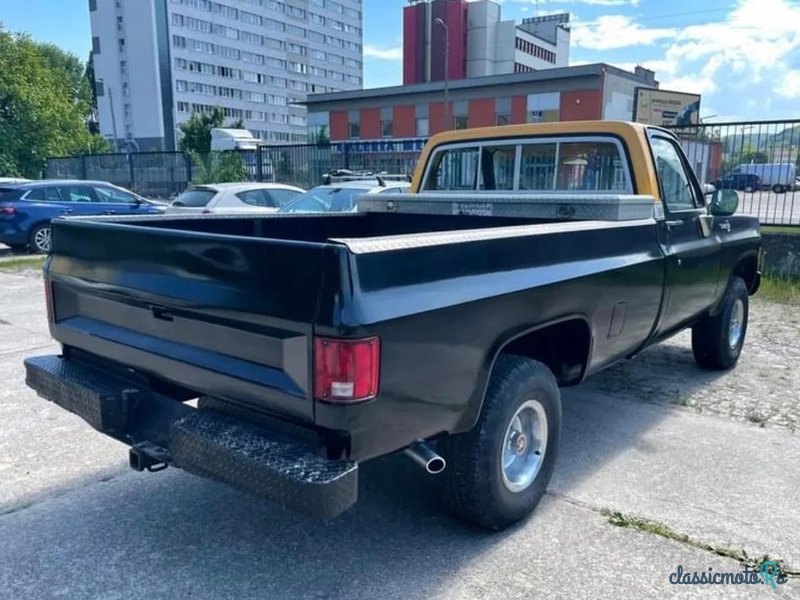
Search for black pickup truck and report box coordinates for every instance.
[25,122,761,530]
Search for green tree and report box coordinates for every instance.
[308,126,330,145]
[741,146,769,164]
[0,27,106,177]
[188,151,248,185]
[178,107,246,154]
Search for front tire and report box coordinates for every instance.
[438,356,561,530]
[29,223,52,254]
[692,276,749,370]
[772,184,786,194]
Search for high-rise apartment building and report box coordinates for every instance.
[89,0,363,151]
[403,0,569,86]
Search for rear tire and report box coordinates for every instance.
[772,184,786,194]
[29,223,52,254]
[438,356,561,530]
[692,276,749,370]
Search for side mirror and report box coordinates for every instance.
[710,189,739,217]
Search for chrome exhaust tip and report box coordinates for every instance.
[404,441,446,474]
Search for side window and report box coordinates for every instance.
[423,147,479,191]
[236,190,271,207]
[95,186,138,204]
[60,186,99,203]
[268,189,302,206]
[479,146,516,191]
[24,188,46,201]
[650,137,700,211]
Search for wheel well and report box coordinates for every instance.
[733,255,758,293]
[498,318,592,386]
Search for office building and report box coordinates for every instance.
[89,0,363,151]
[403,0,570,86]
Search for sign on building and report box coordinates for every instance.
[633,88,701,127]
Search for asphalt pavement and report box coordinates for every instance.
[1,270,798,599]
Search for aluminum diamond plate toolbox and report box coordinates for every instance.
[357,192,662,221]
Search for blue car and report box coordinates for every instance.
[0,180,165,253]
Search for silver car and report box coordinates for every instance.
[279,180,411,214]
[166,183,305,215]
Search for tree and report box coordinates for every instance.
[740,146,769,164]
[188,151,248,185]
[178,107,245,154]
[309,126,330,145]
[0,27,107,177]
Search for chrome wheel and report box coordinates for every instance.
[32,226,52,253]
[729,298,744,349]
[501,399,548,493]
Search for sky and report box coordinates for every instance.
[1,0,799,121]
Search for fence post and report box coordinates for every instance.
[81,155,88,180]
[343,142,351,171]
[256,147,264,182]
[185,152,192,184]
[127,153,135,190]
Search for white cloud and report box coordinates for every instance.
[572,0,800,118]
[571,15,675,50]
[363,45,402,61]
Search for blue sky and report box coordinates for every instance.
[1,0,798,121]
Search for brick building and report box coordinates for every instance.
[305,63,660,142]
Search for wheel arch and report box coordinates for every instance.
[455,315,593,433]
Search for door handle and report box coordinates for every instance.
[60,209,73,214]
[104,210,116,215]
[718,221,731,232]
[665,219,684,228]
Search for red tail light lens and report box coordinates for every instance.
[0,206,15,215]
[313,337,380,403]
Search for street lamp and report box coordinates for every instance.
[97,78,119,153]
[434,17,450,131]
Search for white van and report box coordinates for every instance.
[736,163,797,193]
[210,128,262,151]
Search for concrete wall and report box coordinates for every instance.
[761,233,800,279]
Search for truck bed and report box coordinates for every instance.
[45,211,665,458]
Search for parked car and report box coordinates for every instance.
[166,183,304,215]
[25,121,760,530]
[279,179,410,214]
[713,172,761,192]
[0,180,165,253]
[0,177,31,185]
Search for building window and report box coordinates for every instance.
[117,16,124,31]
[123,103,131,119]
[120,60,127,74]
[527,92,560,123]
[92,36,101,53]
[89,0,97,11]
[348,110,360,139]
[495,97,512,126]
[416,118,429,137]
[122,82,129,97]
[381,108,393,138]
[118,38,125,52]
[454,116,469,130]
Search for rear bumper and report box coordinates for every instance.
[24,354,358,519]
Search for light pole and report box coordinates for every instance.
[98,78,119,153]
[434,17,450,131]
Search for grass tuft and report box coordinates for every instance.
[0,256,46,271]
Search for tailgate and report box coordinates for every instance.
[47,218,342,423]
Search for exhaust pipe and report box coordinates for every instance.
[404,441,446,474]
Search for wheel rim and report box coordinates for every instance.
[34,227,51,253]
[729,298,744,349]
[500,399,548,493]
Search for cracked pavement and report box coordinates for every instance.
[1,269,798,599]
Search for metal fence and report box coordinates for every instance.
[45,122,800,224]
[670,119,800,225]
[45,139,427,201]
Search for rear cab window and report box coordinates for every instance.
[173,188,217,207]
[422,136,633,193]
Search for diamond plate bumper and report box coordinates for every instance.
[24,354,358,519]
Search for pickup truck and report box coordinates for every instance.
[25,121,761,530]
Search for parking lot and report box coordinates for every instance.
[0,265,798,599]
[736,190,800,225]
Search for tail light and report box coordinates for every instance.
[44,279,54,323]
[0,206,15,215]
[313,337,380,403]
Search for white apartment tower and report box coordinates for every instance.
[89,0,364,151]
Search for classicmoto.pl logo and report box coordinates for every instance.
[669,561,788,589]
